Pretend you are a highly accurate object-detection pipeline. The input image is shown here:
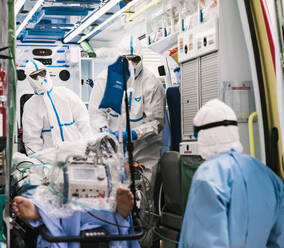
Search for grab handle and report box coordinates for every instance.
[248,112,258,157]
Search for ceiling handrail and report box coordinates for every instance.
[16,0,44,37]
[127,0,162,22]
[15,0,26,16]
[63,0,121,43]
[78,0,143,43]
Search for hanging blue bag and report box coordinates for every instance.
[99,56,130,114]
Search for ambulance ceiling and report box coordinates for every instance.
[15,0,135,44]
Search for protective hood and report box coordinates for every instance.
[25,60,53,94]
[118,35,143,59]
[193,99,243,160]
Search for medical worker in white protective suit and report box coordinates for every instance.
[178,99,284,248]
[88,35,166,188]
[22,60,92,155]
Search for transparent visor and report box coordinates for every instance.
[29,69,47,80]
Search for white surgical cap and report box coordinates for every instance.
[193,99,243,160]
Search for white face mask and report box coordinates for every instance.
[28,75,51,94]
[128,60,143,80]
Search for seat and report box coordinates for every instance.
[156,86,203,247]
[166,86,181,152]
[155,86,182,247]
[18,94,33,155]
[160,151,183,225]
[160,108,171,156]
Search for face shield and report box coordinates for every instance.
[25,60,52,94]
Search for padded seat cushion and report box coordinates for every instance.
[160,211,183,230]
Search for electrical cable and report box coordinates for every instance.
[11,175,28,197]
[86,210,135,229]
[134,178,179,245]
[14,140,45,164]
[12,175,28,187]
[131,167,179,245]
[138,214,179,245]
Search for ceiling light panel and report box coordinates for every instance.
[63,0,122,43]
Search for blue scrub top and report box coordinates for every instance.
[178,150,284,248]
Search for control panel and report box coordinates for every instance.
[180,141,199,156]
[66,164,109,200]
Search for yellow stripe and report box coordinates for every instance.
[250,0,284,179]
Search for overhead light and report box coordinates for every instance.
[14,0,26,16]
[16,0,44,37]
[63,0,121,43]
[78,0,142,43]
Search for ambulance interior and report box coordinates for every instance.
[6,0,284,247]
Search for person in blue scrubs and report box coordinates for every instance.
[12,187,140,248]
[178,99,284,248]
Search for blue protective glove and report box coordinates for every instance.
[109,129,119,141]
[123,130,137,155]
[123,130,138,143]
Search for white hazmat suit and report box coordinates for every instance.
[88,36,166,188]
[22,60,92,155]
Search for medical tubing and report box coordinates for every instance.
[16,162,51,173]
[122,57,137,214]
[15,160,33,172]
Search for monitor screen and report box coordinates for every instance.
[72,168,96,180]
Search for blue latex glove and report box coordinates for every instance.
[109,129,119,140]
[123,130,138,143]
[123,130,137,155]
